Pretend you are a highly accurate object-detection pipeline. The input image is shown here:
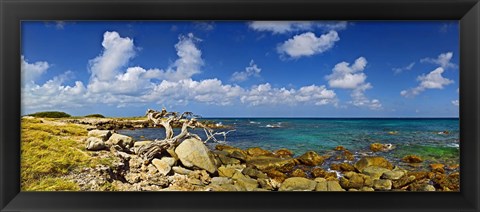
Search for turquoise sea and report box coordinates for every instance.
[119,118,460,165]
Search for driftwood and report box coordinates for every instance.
[137,108,232,163]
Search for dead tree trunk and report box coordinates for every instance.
[139,108,234,164]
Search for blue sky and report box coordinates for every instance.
[21,21,459,117]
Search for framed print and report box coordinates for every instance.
[1,0,479,211]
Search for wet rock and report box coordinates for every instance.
[106,133,134,149]
[373,179,392,190]
[402,155,423,163]
[290,169,307,178]
[409,172,429,181]
[392,175,416,189]
[88,130,112,141]
[279,177,317,191]
[242,167,268,179]
[354,156,393,172]
[297,151,324,166]
[434,172,460,191]
[382,170,405,180]
[217,154,241,165]
[172,166,192,175]
[85,137,106,151]
[274,148,293,158]
[246,156,296,172]
[311,167,327,178]
[334,146,346,151]
[265,169,287,183]
[362,166,391,179]
[340,175,364,189]
[370,143,394,152]
[246,147,274,157]
[175,138,217,174]
[430,163,445,173]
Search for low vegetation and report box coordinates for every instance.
[21,118,114,191]
[27,111,71,118]
[84,114,106,118]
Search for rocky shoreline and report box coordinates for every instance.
[76,127,460,192]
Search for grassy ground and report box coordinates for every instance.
[21,118,114,191]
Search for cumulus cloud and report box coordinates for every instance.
[400,67,454,97]
[420,52,457,69]
[393,62,415,75]
[277,31,339,58]
[326,57,382,110]
[88,31,136,82]
[326,57,367,89]
[21,56,50,84]
[451,100,459,106]
[231,60,261,82]
[240,83,337,106]
[22,30,339,111]
[22,71,87,110]
[248,21,347,34]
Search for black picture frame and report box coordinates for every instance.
[1,0,479,211]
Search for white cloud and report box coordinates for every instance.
[277,31,339,58]
[21,56,50,84]
[393,62,415,75]
[194,22,215,31]
[231,60,261,82]
[240,83,337,106]
[400,67,454,97]
[452,100,459,106]
[55,21,66,29]
[326,57,367,89]
[420,52,457,69]
[22,72,87,110]
[88,31,136,82]
[154,33,204,81]
[326,57,382,110]
[248,21,347,34]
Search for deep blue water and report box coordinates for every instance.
[119,118,460,164]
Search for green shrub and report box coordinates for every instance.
[27,111,71,118]
[84,114,105,118]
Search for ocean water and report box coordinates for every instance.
[118,118,460,164]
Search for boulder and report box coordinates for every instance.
[278,177,317,191]
[382,170,405,180]
[362,166,391,179]
[172,166,193,175]
[402,155,423,163]
[392,175,416,189]
[274,148,294,158]
[175,138,217,174]
[234,176,259,191]
[297,151,324,166]
[290,169,308,178]
[242,167,268,179]
[327,181,345,191]
[211,177,233,185]
[217,154,241,165]
[340,175,364,189]
[106,133,134,149]
[370,143,384,152]
[152,158,172,176]
[334,146,346,151]
[246,147,274,157]
[218,166,239,178]
[133,140,153,148]
[257,178,275,190]
[311,167,327,178]
[85,137,106,151]
[265,169,287,183]
[246,156,296,172]
[373,179,392,190]
[315,181,328,191]
[87,130,112,141]
[430,163,445,173]
[354,156,393,172]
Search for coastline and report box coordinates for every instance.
[21,116,460,192]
